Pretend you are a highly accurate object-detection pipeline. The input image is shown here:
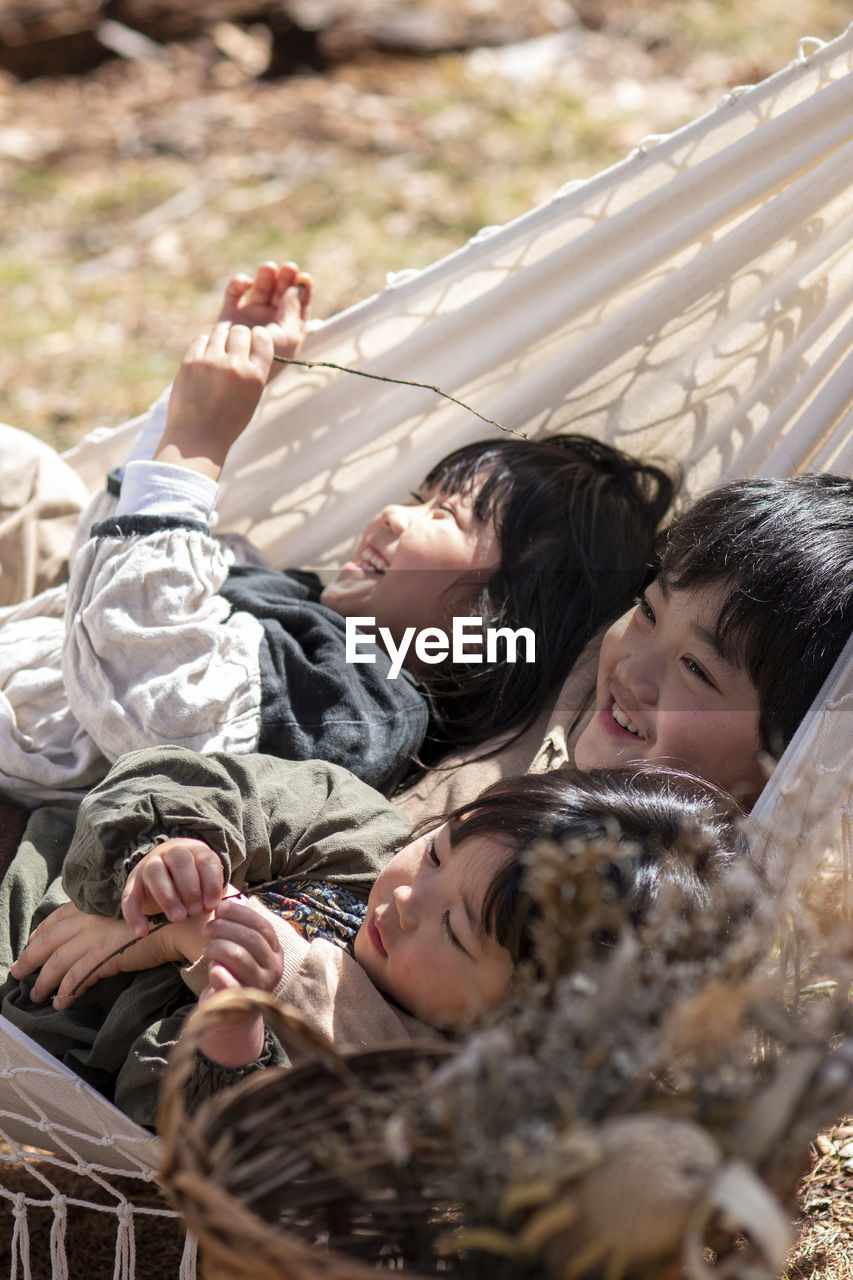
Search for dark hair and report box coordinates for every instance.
[420,434,675,756]
[660,474,853,755]
[429,765,753,974]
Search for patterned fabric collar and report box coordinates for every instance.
[255,878,368,953]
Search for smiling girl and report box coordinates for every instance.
[0,269,673,807]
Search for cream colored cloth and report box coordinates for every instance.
[395,635,599,824]
[0,424,90,607]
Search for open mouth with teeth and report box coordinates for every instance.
[345,546,389,576]
[610,699,640,736]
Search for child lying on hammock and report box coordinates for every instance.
[399,471,853,818]
[1,744,753,1126]
[0,262,673,808]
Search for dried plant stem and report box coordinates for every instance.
[69,883,288,998]
[69,919,172,997]
[274,355,527,438]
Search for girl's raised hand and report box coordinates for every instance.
[218,260,312,379]
[155,321,274,480]
[200,893,283,993]
[121,837,225,937]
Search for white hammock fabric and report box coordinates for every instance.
[2,24,852,1278]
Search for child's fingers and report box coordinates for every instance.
[139,862,187,921]
[203,900,282,989]
[205,917,276,970]
[122,852,195,928]
[50,950,112,1009]
[203,320,234,356]
[121,875,152,937]
[11,901,79,979]
[297,272,313,319]
[271,264,312,321]
[282,282,304,329]
[224,322,253,357]
[182,332,210,364]
[250,324,274,365]
[157,843,216,917]
[246,261,279,307]
[212,893,278,935]
[205,899,279,956]
[207,962,240,993]
[204,937,278,990]
[271,261,299,303]
[197,854,226,912]
[220,272,253,312]
[222,323,273,377]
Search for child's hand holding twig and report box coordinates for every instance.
[10,901,185,1008]
[154,321,275,481]
[196,893,285,1067]
[122,837,225,937]
[217,260,312,381]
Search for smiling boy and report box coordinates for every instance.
[571,475,853,807]
[573,579,767,805]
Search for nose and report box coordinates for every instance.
[618,647,659,707]
[393,883,419,933]
[381,503,410,535]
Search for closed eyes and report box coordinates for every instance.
[443,909,471,957]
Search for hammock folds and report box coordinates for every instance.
[2,24,852,1279]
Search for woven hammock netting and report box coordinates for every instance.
[1,23,852,1279]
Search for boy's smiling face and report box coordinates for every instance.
[574,579,769,806]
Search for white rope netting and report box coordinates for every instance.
[0,1020,196,1278]
[1,22,852,1279]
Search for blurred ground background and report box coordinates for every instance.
[1,0,851,452]
[0,2,852,1276]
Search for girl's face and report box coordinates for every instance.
[574,579,768,806]
[319,487,500,654]
[353,824,515,1030]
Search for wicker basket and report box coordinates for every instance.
[159,990,455,1280]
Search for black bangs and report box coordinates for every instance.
[420,443,510,526]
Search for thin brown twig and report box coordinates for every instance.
[67,882,297,998]
[274,355,527,439]
[68,918,172,998]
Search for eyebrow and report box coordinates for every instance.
[461,891,482,945]
[691,621,740,671]
[656,574,741,673]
